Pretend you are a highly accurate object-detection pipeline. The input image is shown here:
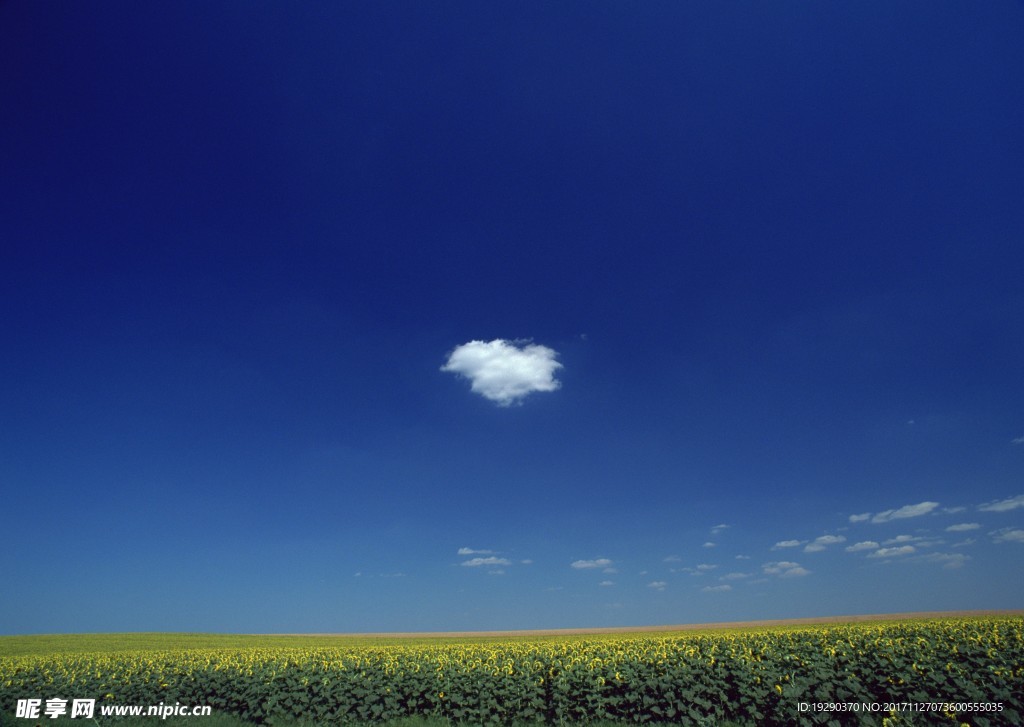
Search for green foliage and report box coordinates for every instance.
[2,618,1021,726]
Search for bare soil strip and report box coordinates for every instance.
[277,609,1024,639]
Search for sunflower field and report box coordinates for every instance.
[2,617,1021,726]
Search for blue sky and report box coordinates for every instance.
[2,1,1023,635]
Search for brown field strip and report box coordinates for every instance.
[270,609,1024,639]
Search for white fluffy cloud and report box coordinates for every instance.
[849,513,871,523]
[883,535,921,544]
[772,539,804,549]
[458,547,495,555]
[702,584,732,593]
[441,339,562,406]
[977,494,1024,512]
[648,581,667,591]
[870,501,939,523]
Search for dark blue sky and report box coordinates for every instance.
[2,1,1023,634]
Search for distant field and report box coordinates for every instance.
[4,609,1020,656]
[268,608,1024,639]
[2,612,1022,725]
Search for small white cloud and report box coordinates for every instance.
[696,563,717,571]
[458,547,495,556]
[763,561,810,578]
[702,584,732,593]
[883,534,921,545]
[978,495,1024,513]
[868,546,916,558]
[945,523,979,532]
[1011,435,1024,445]
[883,536,941,549]
[991,528,1024,544]
[849,513,871,523]
[663,555,682,563]
[599,580,615,587]
[845,541,879,553]
[675,567,709,576]
[804,535,846,552]
[520,559,533,565]
[571,558,613,569]
[720,572,750,580]
[648,581,667,591]
[735,554,751,560]
[871,501,939,523]
[773,539,804,549]
[921,552,970,569]
[462,556,512,567]
[952,538,976,548]
[441,339,562,406]
[710,524,730,535]
[702,541,716,548]
[782,566,810,578]
[943,506,967,514]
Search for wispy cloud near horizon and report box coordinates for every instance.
[991,528,1024,543]
[846,541,879,553]
[869,502,940,524]
[571,558,613,570]
[869,545,916,558]
[763,561,810,578]
[804,535,846,553]
[977,495,1024,513]
[946,523,980,532]
[461,556,512,567]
